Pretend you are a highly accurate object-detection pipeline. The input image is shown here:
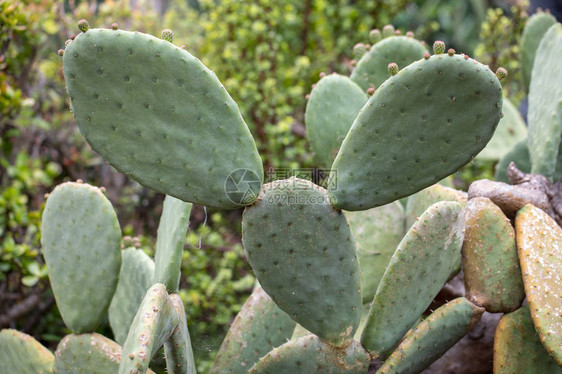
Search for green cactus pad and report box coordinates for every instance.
[495,139,562,182]
[108,248,155,345]
[476,97,527,161]
[53,333,155,374]
[528,23,562,178]
[305,74,368,168]
[345,201,405,303]
[119,283,179,374]
[405,183,467,230]
[41,182,121,333]
[242,178,362,348]
[350,36,427,90]
[0,329,54,374]
[154,195,192,292]
[62,28,263,209]
[361,201,464,357]
[331,54,503,211]
[462,197,525,313]
[494,305,562,373]
[164,294,196,374]
[516,204,562,365]
[378,298,484,374]
[521,11,557,92]
[211,287,296,374]
[248,335,370,374]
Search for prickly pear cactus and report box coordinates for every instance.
[41,182,121,333]
[305,74,368,168]
[361,201,464,357]
[248,335,370,374]
[378,298,484,374]
[0,329,54,374]
[62,26,263,209]
[165,294,197,374]
[211,287,295,374]
[330,43,503,211]
[462,197,525,313]
[494,306,562,373]
[516,203,562,365]
[242,178,362,348]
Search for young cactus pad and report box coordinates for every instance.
[527,23,562,179]
[361,201,464,357]
[377,298,484,374]
[330,52,503,211]
[211,287,296,374]
[119,283,179,374]
[305,74,368,168]
[41,182,121,333]
[350,35,427,90]
[462,197,525,313]
[248,335,370,374]
[494,306,562,374]
[0,329,54,374]
[345,201,405,303]
[154,195,192,292]
[108,248,155,345]
[164,294,197,374]
[515,204,562,365]
[242,178,362,348]
[62,26,263,209]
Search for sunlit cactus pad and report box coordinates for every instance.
[248,335,370,374]
[0,329,54,374]
[378,298,484,374]
[305,74,368,168]
[494,306,562,374]
[361,201,464,357]
[211,287,295,374]
[330,52,503,211]
[62,27,263,209]
[242,178,362,347]
[462,197,524,313]
[516,204,562,365]
[41,182,121,333]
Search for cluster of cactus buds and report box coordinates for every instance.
[2,13,562,374]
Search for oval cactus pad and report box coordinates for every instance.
[63,28,263,209]
[242,178,362,347]
[330,53,503,211]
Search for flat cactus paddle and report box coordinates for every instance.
[62,26,263,209]
[211,287,296,374]
[41,182,121,333]
[248,335,370,374]
[462,197,525,313]
[242,178,362,348]
[521,11,557,92]
[516,204,562,365]
[494,306,562,373]
[53,333,157,374]
[350,35,427,90]
[361,201,464,357]
[305,74,368,168]
[476,97,527,161]
[108,248,155,345]
[164,294,196,374]
[0,329,54,374]
[378,298,484,374]
[527,23,562,178]
[330,51,503,211]
[345,201,405,303]
[119,283,179,374]
[154,195,192,292]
